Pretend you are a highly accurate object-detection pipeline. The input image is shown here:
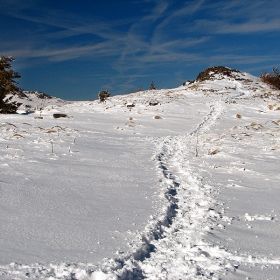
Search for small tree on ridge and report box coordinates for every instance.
[98,90,110,103]
[149,81,156,90]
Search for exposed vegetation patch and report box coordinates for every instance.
[195,66,243,82]
[261,67,280,90]
[27,91,52,99]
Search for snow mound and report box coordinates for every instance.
[7,91,68,114]
[195,66,243,82]
[186,66,275,99]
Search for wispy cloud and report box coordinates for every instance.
[1,0,279,96]
[118,0,210,72]
[191,18,280,34]
[208,54,280,66]
[0,1,136,63]
[1,40,125,63]
[192,0,280,34]
[218,20,280,34]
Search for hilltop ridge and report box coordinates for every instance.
[6,66,279,115]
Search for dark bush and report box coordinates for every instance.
[35,91,52,99]
[196,66,241,82]
[261,68,280,90]
[149,81,156,90]
[98,90,110,102]
[0,55,22,114]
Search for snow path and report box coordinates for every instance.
[94,100,231,279]
[0,100,226,279]
[101,98,280,279]
[138,101,231,279]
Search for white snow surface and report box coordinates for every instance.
[0,71,280,279]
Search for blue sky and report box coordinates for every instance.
[1,0,279,100]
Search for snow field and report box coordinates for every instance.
[187,97,280,279]
[0,111,159,266]
[0,71,279,279]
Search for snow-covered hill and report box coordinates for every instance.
[0,67,279,279]
[7,90,67,114]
